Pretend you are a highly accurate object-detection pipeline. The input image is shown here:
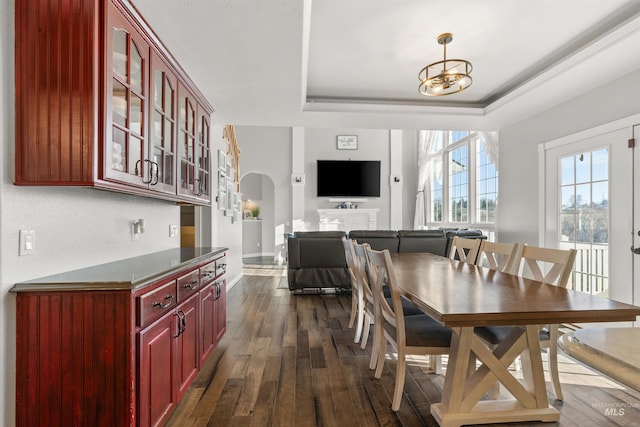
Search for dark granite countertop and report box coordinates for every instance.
[10,247,228,292]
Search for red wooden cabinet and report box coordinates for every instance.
[14,0,213,205]
[138,309,175,427]
[14,251,227,427]
[215,279,227,344]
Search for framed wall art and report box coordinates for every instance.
[337,135,358,150]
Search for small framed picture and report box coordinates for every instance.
[226,159,232,178]
[337,135,358,150]
[217,190,226,211]
[218,150,227,173]
[243,210,253,220]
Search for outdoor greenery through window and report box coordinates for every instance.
[424,131,498,233]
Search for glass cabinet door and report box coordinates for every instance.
[177,83,197,198]
[195,109,211,201]
[149,52,177,194]
[105,6,149,187]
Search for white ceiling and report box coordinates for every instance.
[133,0,640,131]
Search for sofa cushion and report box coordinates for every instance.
[349,230,399,252]
[294,231,346,238]
[398,229,447,255]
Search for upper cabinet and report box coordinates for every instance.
[14,0,214,205]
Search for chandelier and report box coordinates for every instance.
[418,33,473,96]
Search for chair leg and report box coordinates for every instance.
[548,327,563,401]
[374,337,387,379]
[392,354,407,411]
[369,317,380,370]
[353,303,365,343]
[360,314,372,349]
[348,292,357,329]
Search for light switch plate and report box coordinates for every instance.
[169,224,178,237]
[19,229,36,256]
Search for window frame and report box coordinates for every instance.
[424,131,497,235]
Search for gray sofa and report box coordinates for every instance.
[287,229,484,291]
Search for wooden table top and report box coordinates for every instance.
[390,252,640,327]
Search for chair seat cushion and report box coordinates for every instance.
[475,325,549,345]
[385,295,424,316]
[384,315,452,347]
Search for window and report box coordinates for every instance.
[423,131,498,233]
[559,148,609,296]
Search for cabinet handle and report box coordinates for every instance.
[141,159,153,184]
[151,161,159,186]
[183,280,198,290]
[203,271,214,278]
[152,294,174,309]
[172,312,182,338]
[179,309,187,332]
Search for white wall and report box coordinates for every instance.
[235,126,292,259]
[497,68,640,245]
[304,128,391,230]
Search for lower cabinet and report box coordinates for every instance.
[138,293,199,427]
[138,311,175,427]
[13,250,227,427]
[215,280,227,343]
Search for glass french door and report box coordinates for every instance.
[543,118,639,324]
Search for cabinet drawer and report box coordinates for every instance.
[215,255,227,276]
[177,270,200,302]
[138,281,177,328]
[200,261,216,285]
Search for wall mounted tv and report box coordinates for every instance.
[317,160,381,197]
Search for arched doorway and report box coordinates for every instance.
[240,172,276,263]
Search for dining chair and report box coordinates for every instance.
[474,240,522,397]
[365,247,452,411]
[352,242,376,354]
[475,240,522,273]
[448,236,482,264]
[475,244,577,401]
[353,242,431,371]
[342,237,365,344]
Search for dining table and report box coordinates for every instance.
[389,252,640,427]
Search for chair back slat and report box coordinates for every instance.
[515,245,577,288]
[353,242,374,305]
[448,236,482,264]
[476,241,522,273]
[365,248,402,334]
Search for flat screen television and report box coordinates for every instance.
[317,160,381,197]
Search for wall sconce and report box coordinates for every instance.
[291,174,305,186]
[132,219,145,240]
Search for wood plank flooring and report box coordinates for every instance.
[166,269,640,426]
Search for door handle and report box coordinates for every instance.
[631,245,640,255]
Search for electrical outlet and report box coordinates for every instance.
[169,224,178,237]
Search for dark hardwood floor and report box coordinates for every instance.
[166,268,640,426]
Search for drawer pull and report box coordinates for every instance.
[152,295,174,309]
[203,271,215,278]
[183,280,198,290]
